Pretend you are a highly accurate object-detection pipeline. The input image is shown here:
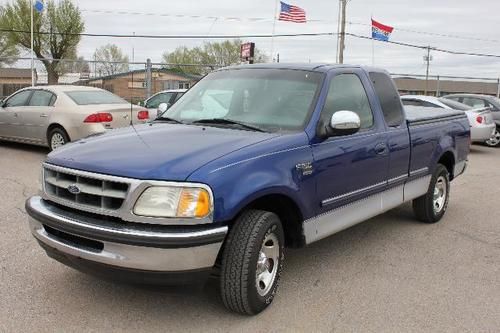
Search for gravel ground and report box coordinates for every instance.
[0,141,499,332]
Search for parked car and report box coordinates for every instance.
[442,93,500,146]
[26,64,470,315]
[141,89,187,117]
[401,95,495,143]
[0,85,150,150]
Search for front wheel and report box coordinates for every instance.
[485,128,500,147]
[412,164,450,223]
[220,210,285,315]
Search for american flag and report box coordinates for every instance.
[278,1,306,23]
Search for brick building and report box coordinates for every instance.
[77,69,201,102]
[394,77,500,97]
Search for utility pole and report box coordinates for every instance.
[30,0,34,86]
[338,0,347,64]
[424,46,432,95]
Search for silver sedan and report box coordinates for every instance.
[0,85,149,150]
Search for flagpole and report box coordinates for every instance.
[31,0,34,86]
[270,0,278,62]
[336,0,341,63]
[371,15,374,65]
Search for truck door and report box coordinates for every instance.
[368,72,410,187]
[311,70,390,221]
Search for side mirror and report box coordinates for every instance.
[321,110,361,137]
[157,102,171,117]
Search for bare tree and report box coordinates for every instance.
[93,44,129,76]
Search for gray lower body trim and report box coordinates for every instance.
[454,160,467,178]
[304,175,431,244]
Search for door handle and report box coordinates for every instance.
[40,114,48,118]
[13,113,18,118]
[375,143,389,155]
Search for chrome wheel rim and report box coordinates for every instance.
[486,129,500,146]
[51,133,65,150]
[433,176,447,214]
[256,232,280,297]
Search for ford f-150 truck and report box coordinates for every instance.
[26,64,470,315]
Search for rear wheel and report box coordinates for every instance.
[412,164,450,223]
[48,127,69,151]
[220,210,284,315]
[485,128,500,147]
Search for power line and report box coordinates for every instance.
[346,33,500,59]
[348,21,500,44]
[80,9,500,44]
[80,9,328,23]
[3,27,500,59]
[0,28,335,39]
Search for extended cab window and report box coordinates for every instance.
[321,74,374,129]
[369,72,404,127]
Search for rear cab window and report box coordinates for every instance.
[65,90,127,105]
[369,72,404,127]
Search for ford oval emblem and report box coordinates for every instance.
[67,184,81,195]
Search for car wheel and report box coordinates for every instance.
[220,210,285,315]
[485,128,500,147]
[48,127,69,151]
[412,164,450,223]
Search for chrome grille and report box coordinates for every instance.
[43,166,129,211]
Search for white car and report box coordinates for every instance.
[401,95,496,143]
[0,86,150,150]
[142,89,187,117]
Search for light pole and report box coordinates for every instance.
[424,46,433,95]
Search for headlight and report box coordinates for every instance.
[133,186,212,218]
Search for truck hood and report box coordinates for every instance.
[46,123,279,181]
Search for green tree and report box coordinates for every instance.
[0,0,84,84]
[162,40,268,75]
[93,44,129,76]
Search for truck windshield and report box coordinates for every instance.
[161,69,323,132]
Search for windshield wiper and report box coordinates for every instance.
[154,116,184,124]
[191,118,267,132]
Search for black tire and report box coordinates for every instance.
[412,164,450,223]
[220,210,285,315]
[484,127,500,147]
[47,127,70,151]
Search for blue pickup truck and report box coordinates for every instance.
[26,64,470,315]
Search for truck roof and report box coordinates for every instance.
[219,63,388,74]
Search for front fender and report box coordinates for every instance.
[187,133,316,223]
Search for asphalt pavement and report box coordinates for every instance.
[0,141,499,332]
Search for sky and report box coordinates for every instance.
[5,0,500,78]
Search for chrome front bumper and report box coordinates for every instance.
[26,196,227,273]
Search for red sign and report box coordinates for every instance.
[240,43,255,61]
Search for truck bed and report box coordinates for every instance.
[405,105,467,125]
